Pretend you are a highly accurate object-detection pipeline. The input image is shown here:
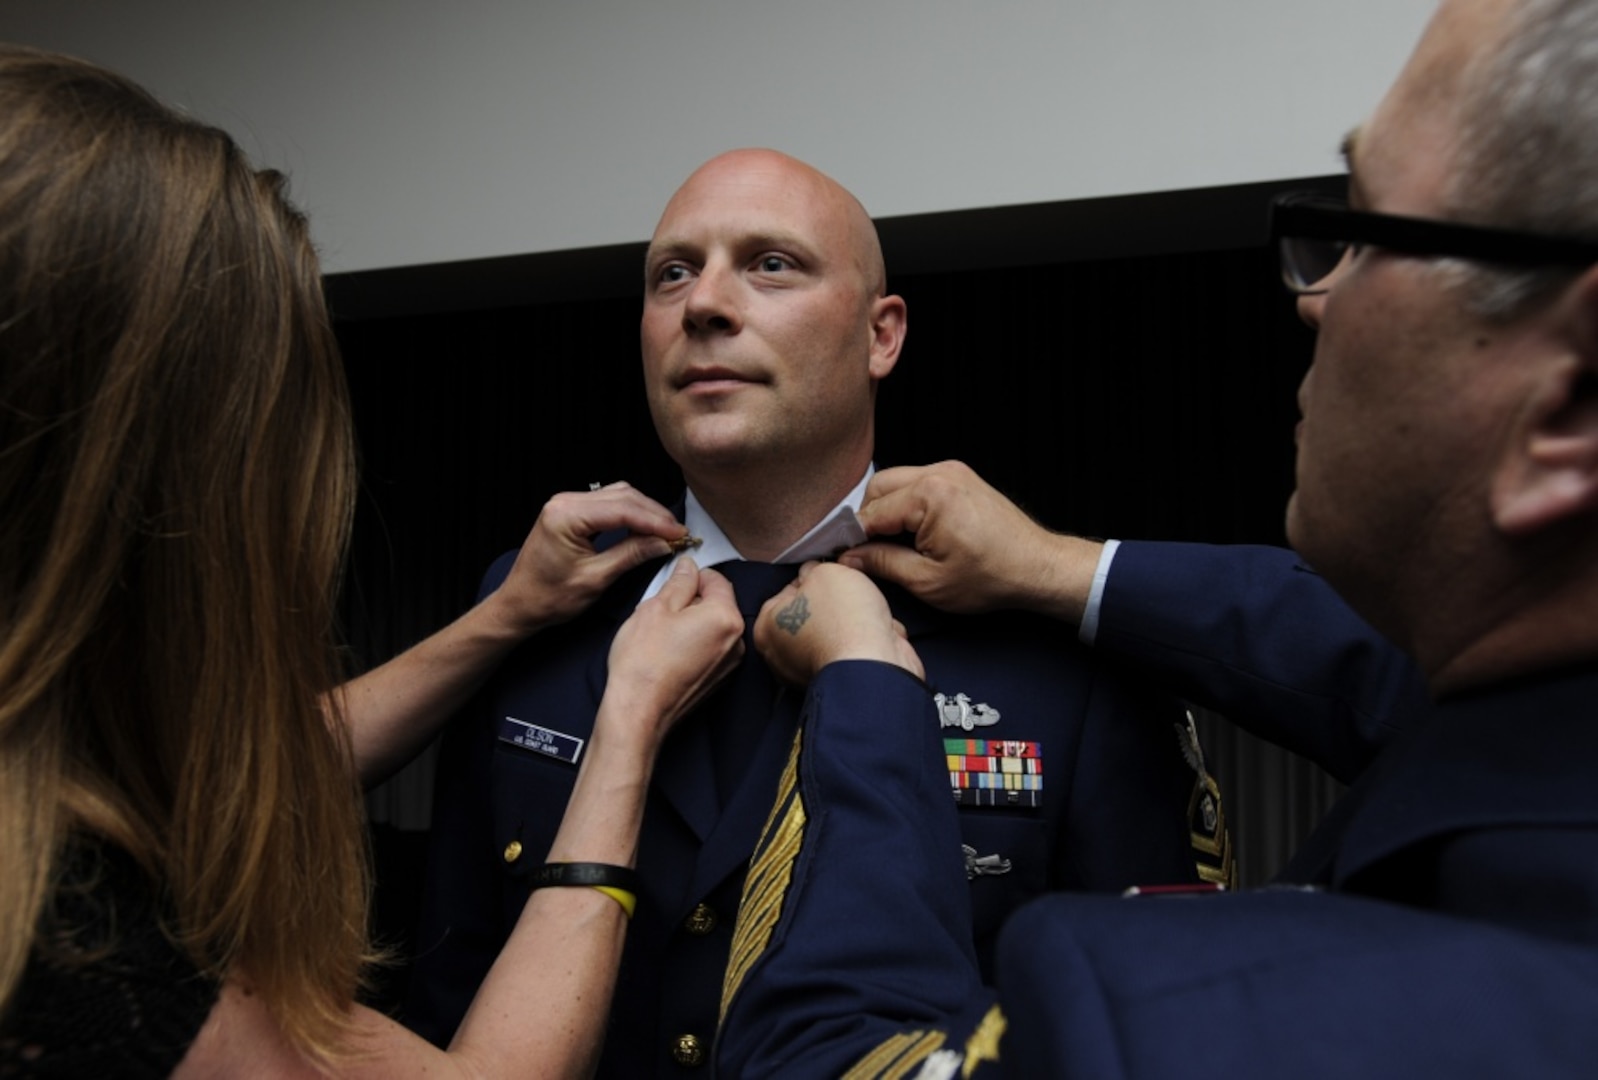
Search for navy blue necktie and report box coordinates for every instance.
[703,561,800,806]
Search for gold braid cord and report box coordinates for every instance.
[719,720,1010,1079]
[843,1031,948,1080]
[720,726,807,1021]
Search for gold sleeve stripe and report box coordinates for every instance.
[720,727,807,1020]
[755,722,804,840]
[834,1006,1005,1080]
[842,1030,948,1080]
[738,807,805,925]
[722,795,806,1002]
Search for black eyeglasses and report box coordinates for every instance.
[1268,191,1598,294]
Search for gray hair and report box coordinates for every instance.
[1443,0,1598,318]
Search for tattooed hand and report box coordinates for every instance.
[754,562,925,686]
[773,593,811,636]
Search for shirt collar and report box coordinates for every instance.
[638,465,873,604]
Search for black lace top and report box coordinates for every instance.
[1,839,220,1078]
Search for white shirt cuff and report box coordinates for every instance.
[1078,538,1120,646]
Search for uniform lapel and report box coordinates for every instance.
[688,683,801,902]
[654,716,722,847]
[591,546,724,846]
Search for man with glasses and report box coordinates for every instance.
[716,0,1598,1074]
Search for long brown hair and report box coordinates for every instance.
[0,44,371,1060]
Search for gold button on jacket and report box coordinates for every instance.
[671,1034,705,1067]
[684,903,717,935]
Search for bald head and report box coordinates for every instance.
[651,148,888,298]
[638,147,908,557]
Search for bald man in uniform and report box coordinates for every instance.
[407,149,1224,1076]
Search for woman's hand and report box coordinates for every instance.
[755,562,924,687]
[603,558,744,748]
[486,481,692,636]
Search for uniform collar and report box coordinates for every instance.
[638,466,873,603]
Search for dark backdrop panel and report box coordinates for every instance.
[879,247,1309,544]
[338,294,674,676]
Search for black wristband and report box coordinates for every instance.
[529,862,643,894]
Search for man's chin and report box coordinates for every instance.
[1284,493,1332,574]
[1284,491,1303,552]
[670,434,766,476]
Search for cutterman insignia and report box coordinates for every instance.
[935,691,1001,730]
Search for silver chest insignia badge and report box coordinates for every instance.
[935,691,1000,731]
[962,844,1013,880]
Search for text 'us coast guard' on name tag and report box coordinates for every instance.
[498,716,584,765]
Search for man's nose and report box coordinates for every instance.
[683,264,741,334]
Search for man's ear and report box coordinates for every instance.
[1493,267,1598,536]
[867,294,907,380]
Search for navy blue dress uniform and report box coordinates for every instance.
[405,530,1226,1076]
[716,546,1598,1078]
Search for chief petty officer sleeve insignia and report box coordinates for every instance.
[1178,709,1236,889]
[720,726,805,1022]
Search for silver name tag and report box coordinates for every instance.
[497,716,584,765]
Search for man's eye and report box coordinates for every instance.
[658,265,690,284]
[756,255,792,273]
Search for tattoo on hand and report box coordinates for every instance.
[775,595,810,636]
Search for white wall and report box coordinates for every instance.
[2,0,1436,274]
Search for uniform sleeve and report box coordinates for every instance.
[716,661,1007,1079]
[402,553,518,1045]
[1096,542,1428,783]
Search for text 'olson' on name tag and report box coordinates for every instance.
[498,716,584,765]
